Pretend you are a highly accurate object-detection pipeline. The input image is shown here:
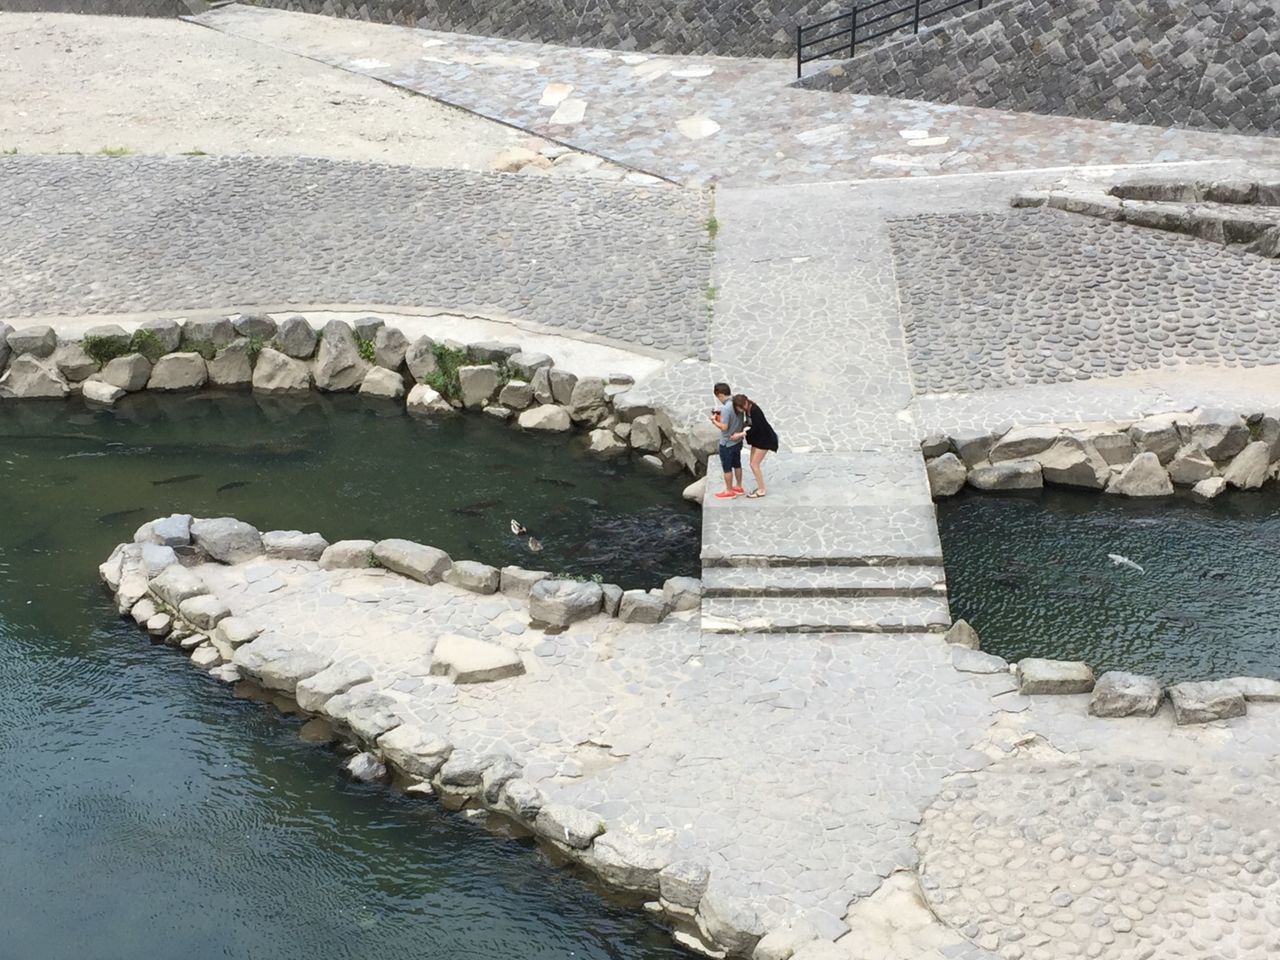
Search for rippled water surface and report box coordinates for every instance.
[0,393,695,959]
[938,488,1280,681]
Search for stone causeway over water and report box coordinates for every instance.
[5,4,1280,959]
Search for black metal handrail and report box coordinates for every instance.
[796,0,987,78]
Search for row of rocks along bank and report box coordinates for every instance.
[98,515,763,956]
[923,407,1280,500]
[0,315,713,497]
[941,620,1280,726]
[102,513,702,635]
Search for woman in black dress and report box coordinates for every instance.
[730,394,778,499]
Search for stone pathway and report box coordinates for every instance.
[187,5,1280,186]
[159,550,1280,960]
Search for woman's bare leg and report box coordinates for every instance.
[750,448,768,494]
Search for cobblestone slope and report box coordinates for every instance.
[891,208,1280,393]
[0,155,712,356]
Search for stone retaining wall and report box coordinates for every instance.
[0,314,720,487]
[240,0,843,57]
[796,0,1280,136]
[921,407,1280,501]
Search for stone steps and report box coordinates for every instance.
[702,563,946,598]
[701,595,951,634]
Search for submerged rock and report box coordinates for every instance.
[345,751,388,783]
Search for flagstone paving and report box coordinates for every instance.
[188,4,1280,187]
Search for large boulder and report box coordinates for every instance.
[404,336,438,380]
[182,317,236,352]
[659,859,710,912]
[147,352,208,392]
[0,321,11,369]
[469,340,522,364]
[1184,408,1249,461]
[500,566,552,599]
[944,618,979,649]
[136,513,192,547]
[588,832,671,895]
[1089,671,1163,718]
[988,425,1060,461]
[234,313,278,339]
[136,318,182,355]
[535,803,605,849]
[586,428,627,457]
[262,530,328,561]
[529,579,603,626]
[0,356,69,398]
[926,453,967,496]
[629,414,662,453]
[358,366,405,399]
[967,460,1042,491]
[82,380,126,406]
[663,576,702,611]
[568,377,609,425]
[1106,452,1173,497]
[191,517,263,563]
[1168,680,1246,725]
[618,589,668,623]
[430,634,525,683]
[372,326,409,370]
[548,369,578,405]
[207,340,254,388]
[1192,476,1228,499]
[458,364,501,409]
[82,323,132,355]
[99,354,151,392]
[443,560,501,594]
[696,881,766,956]
[518,404,572,432]
[405,383,455,417]
[1222,441,1271,490]
[1127,415,1183,463]
[179,594,231,631]
[318,539,375,569]
[312,320,369,391]
[54,342,100,381]
[148,563,207,609]
[1034,440,1109,489]
[1166,445,1216,485]
[376,724,454,780]
[612,391,654,422]
[497,380,533,409]
[508,351,553,380]
[275,316,318,359]
[1088,428,1137,465]
[252,348,312,393]
[372,538,452,584]
[1016,658,1095,695]
[6,324,57,358]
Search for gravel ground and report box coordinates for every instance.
[0,11,525,168]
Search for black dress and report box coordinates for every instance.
[744,404,779,452]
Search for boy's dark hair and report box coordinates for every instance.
[713,382,732,397]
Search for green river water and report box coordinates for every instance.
[938,486,1280,682]
[0,392,696,960]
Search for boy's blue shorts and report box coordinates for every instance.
[718,442,743,472]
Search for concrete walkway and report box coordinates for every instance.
[188,5,1280,186]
